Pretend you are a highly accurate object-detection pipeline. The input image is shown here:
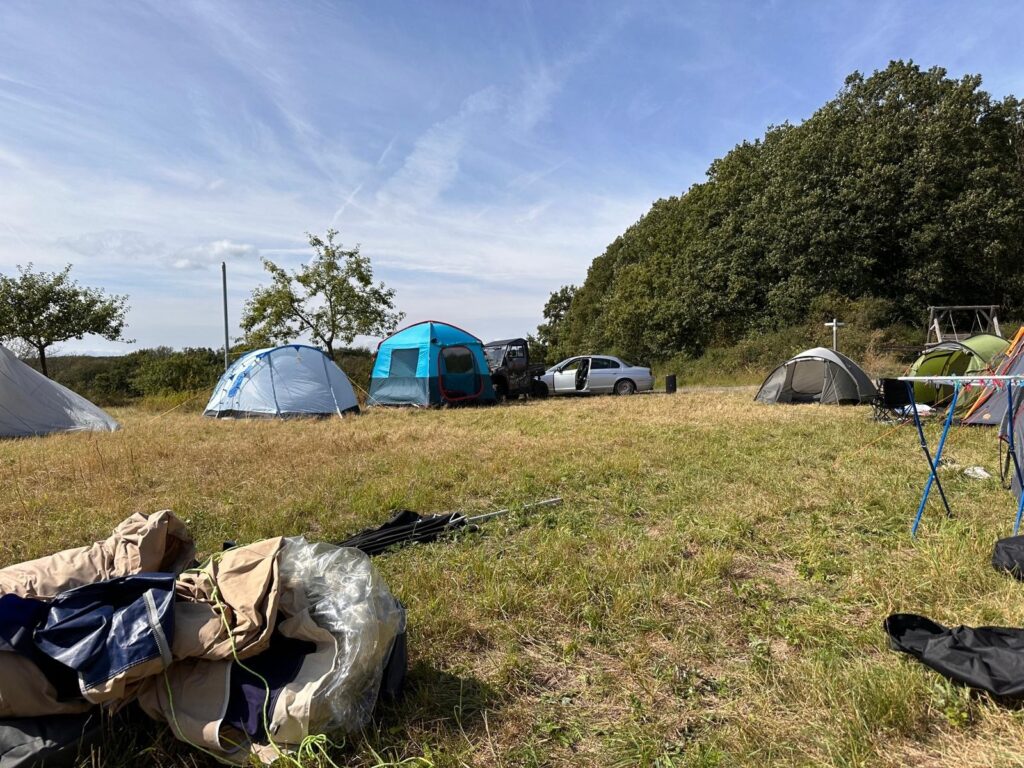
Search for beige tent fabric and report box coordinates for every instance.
[172,538,283,661]
[141,563,339,764]
[0,510,195,715]
[0,653,93,718]
[0,510,194,599]
[135,659,249,763]
[262,602,339,748]
[135,539,289,763]
[0,521,399,765]
[82,654,171,706]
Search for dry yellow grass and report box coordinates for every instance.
[2,391,1024,767]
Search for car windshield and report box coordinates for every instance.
[483,345,506,367]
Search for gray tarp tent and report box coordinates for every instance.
[755,347,877,405]
[0,345,119,437]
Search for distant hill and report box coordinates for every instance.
[552,61,1024,364]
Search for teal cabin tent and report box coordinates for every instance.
[369,321,497,406]
[204,344,360,418]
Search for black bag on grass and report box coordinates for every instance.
[884,613,1024,698]
[993,535,1024,579]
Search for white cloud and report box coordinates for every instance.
[376,87,502,211]
[58,230,165,261]
[174,239,259,267]
[54,232,259,273]
[0,1,763,350]
[508,66,559,132]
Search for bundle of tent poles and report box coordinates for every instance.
[338,497,563,555]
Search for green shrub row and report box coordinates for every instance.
[30,346,374,407]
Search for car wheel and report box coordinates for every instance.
[614,379,636,396]
[531,380,549,398]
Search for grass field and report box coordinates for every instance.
[3,391,1024,767]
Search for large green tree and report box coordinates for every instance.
[0,264,130,376]
[534,284,577,360]
[241,230,403,359]
[556,61,1024,363]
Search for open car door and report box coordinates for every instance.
[574,357,591,391]
[553,358,582,393]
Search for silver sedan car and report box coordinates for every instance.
[539,355,654,396]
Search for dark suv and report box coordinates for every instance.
[483,338,548,400]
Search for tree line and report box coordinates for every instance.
[30,346,374,407]
[0,231,399,401]
[539,61,1024,364]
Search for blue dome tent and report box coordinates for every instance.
[369,321,497,407]
[204,345,360,418]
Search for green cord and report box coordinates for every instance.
[161,669,238,765]
[161,548,349,767]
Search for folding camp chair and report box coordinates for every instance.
[872,377,913,423]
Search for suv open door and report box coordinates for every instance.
[483,338,548,399]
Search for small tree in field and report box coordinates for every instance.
[0,264,130,376]
[241,230,403,359]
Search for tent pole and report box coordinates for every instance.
[933,385,959,520]
[909,381,956,536]
[1006,383,1024,534]
[466,497,563,524]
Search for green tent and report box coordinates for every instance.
[908,333,1009,405]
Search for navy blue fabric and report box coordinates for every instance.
[34,573,176,689]
[0,594,47,655]
[223,631,315,741]
[0,594,80,702]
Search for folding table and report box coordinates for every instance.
[897,375,1024,536]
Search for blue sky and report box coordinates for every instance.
[1,1,1022,353]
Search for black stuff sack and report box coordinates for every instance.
[992,535,1024,580]
[885,613,1024,698]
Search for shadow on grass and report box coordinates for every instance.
[69,662,500,767]
[357,661,503,763]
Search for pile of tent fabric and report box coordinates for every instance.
[0,510,406,765]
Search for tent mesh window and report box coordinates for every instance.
[789,360,828,402]
[389,348,420,377]
[439,346,480,400]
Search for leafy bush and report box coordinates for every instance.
[130,347,223,396]
[31,345,376,407]
[655,298,925,385]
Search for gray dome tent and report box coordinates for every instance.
[0,345,119,437]
[755,347,877,405]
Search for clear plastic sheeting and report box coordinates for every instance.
[277,537,406,735]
